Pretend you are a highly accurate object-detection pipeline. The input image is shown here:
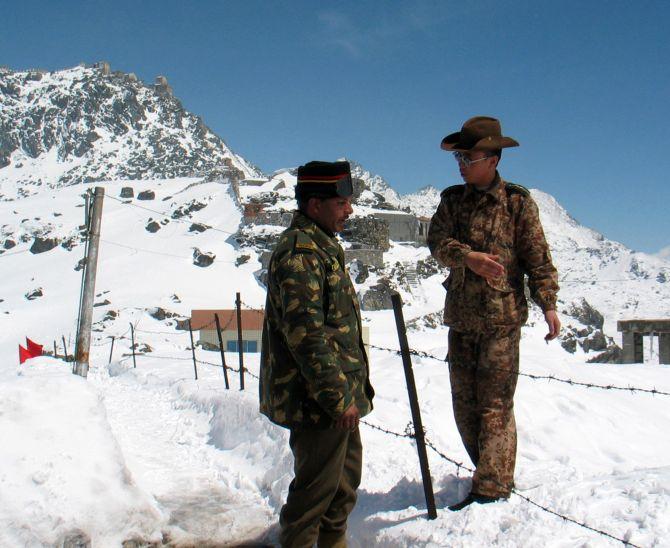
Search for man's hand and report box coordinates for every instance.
[544,310,561,341]
[465,251,505,280]
[335,403,360,430]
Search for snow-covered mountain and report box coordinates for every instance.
[0,63,260,197]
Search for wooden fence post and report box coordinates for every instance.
[214,313,230,389]
[391,292,437,520]
[62,336,69,362]
[53,340,58,359]
[235,292,245,390]
[188,319,198,380]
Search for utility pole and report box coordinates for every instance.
[73,187,105,378]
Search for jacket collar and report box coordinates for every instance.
[463,171,505,202]
[290,210,343,258]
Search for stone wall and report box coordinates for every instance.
[341,216,389,251]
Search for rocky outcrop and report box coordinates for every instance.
[137,189,155,200]
[30,236,59,254]
[341,216,389,251]
[193,248,215,267]
[566,298,604,330]
[0,64,260,189]
[359,279,395,311]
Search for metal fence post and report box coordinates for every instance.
[108,336,115,364]
[235,292,245,390]
[129,323,137,369]
[391,292,437,520]
[214,313,230,389]
[188,319,198,380]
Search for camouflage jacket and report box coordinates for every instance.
[427,174,559,333]
[259,211,374,429]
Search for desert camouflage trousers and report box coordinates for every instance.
[448,326,520,498]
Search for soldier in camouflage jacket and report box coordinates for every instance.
[260,160,374,548]
[428,117,560,510]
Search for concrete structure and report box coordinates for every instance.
[416,216,431,243]
[372,211,428,244]
[191,309,263,353]
[617,319,670,364]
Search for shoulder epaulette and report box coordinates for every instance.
[293,231,318,254]
[504,182,530,197]
[440,184,466,198]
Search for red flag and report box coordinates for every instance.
[26,338,43,356]
[19,345,32,364]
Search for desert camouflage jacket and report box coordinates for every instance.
[428,173,559,333]
[259,211,374,429]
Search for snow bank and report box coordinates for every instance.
[0,357,162,546]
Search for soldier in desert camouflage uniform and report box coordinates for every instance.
[428,116,560,510]
[260,160,374,547]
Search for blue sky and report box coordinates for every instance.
[2,0,669,254]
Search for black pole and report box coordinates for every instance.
[391,292,437,520]
[62,336,69,362]
[215,313,230,389]
[53,340,57,359]
[235,292,245,390]
[108,336,115,364]
[129,323,137,369]
[188,319,198,380]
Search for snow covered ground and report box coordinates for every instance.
[1,178,669,546]
[2,321,669,547]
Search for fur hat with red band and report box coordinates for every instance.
[295,160,353,201]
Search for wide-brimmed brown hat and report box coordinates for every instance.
[440,116,519,151]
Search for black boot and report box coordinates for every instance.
[448,492,503,511]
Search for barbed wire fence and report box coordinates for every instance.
[13,190,665,547]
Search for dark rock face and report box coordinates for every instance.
[25,287,43,300]
[416,257,441,278]
[561,336,577,353]
[587,345,622,364]
[172,200,207,219]
[137,189,155,200]
[30,236,59,254]
[93,299,111,307]
[145,220,161,233]
[189,222,207,233]
[360,280,395,311]
[566,298,604,330]
[0,65,259,188]
[3,239,16,249]
[236,254,250,266]
[193,248,215,267]
[349,259,369,284]
[120,187,134,198]
[581,330,608,352]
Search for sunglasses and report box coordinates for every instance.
[453,151,493,167]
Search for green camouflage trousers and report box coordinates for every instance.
[279,427,362,548]
[448,327,520,498]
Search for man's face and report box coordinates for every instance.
[309,196,353,233]
[454,150,498,187]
